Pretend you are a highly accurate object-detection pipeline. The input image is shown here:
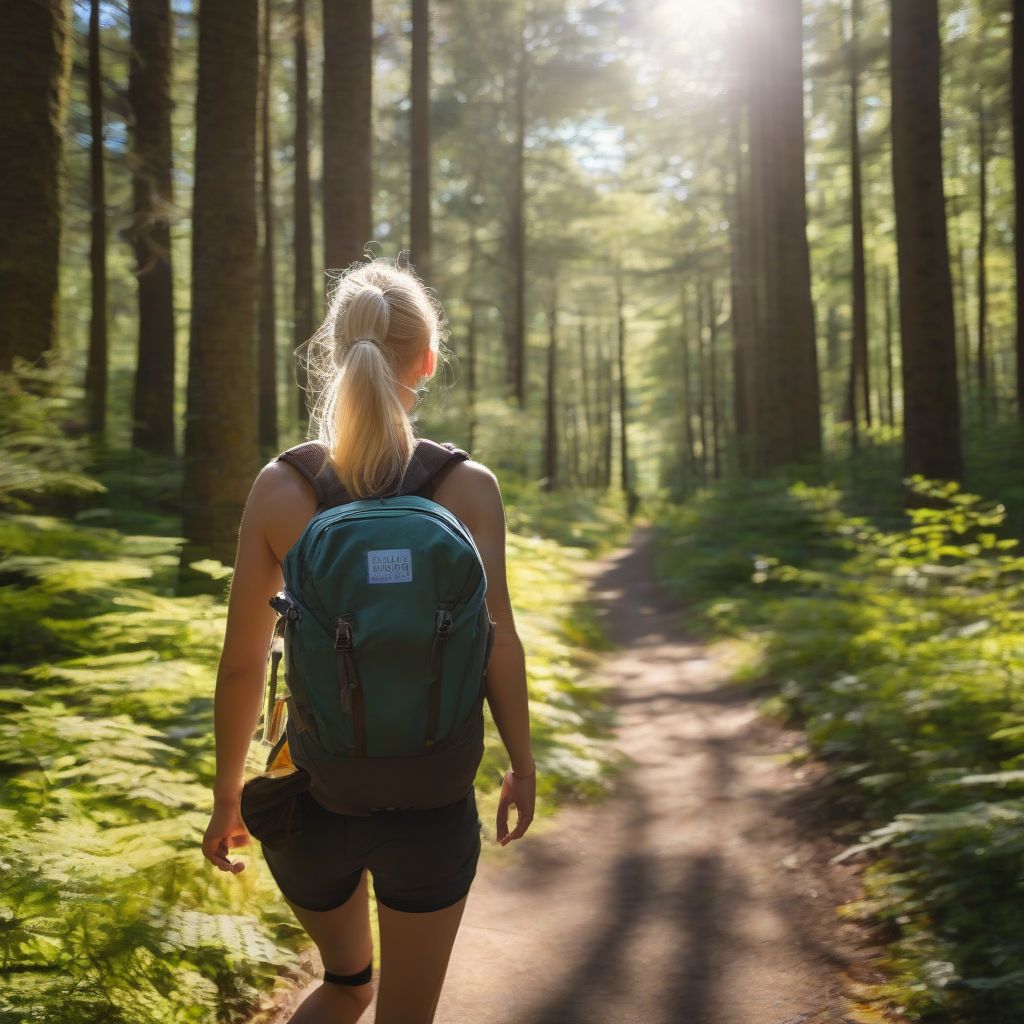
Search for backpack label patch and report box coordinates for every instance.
[367,548,413,584]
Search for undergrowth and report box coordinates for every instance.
[651,468,1024,1024]
[0,363,631,1023]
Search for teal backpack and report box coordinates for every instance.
[262,438,494,816]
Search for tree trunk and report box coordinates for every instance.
[890,0,962,486]
[696,284,709,482]
[322,0,372,273]
[182,0,260,569]
[465,225,480,453]
[0,0,71,371]
[293,0,313,426]
[410,0,431,283]
[85,0,108,439]
[849,0,870,431]
[845,314,858,450]
[680,286,697,483]
[543,292,558,491]
[504,22,528,408]
[825,305,841,373]
[977,96,989,408]
[259,0,277,451]
[883,267,895,429]
[565,393,580,487]
[706,281,722,480]
[129,0,176,455]
[600,325,613,490]
[742,0,821,473]
[576,317,594,486]
[615,268,637,514]
[948,172,972,408]
[1014,0,1024,421]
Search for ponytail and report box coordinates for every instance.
[300,258,445,500]
[329,334,415,498]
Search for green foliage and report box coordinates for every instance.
[0,436,629,1022]
[653,472,1024,1024]
[0,356,106,513]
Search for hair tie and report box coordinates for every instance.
[353,336,380,347]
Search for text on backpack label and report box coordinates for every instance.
[367,548,413,584]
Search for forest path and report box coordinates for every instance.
[262,525,876,1024]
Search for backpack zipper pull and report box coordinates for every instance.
[335,617,355,714]
[435,608,454,640]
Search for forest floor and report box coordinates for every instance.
[256,525,886,1024]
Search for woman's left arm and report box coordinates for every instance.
[202,464,286,873]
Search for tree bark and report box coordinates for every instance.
[825,305,841,373]
[615,267,637,514]
[293,0,313,426]
[680,285,697,483]
[182,0,261,568]
[600,325,613,490]
[465,225,480,453]
[565,393,580,487]
[504,21,528,408]
[576,317,594,486]
[259,0,278,451]
[322,0,372,273]
[977,95,989,407]
[85,0,108,439]
[849,0,870,432]
[410,0,432,283]
[1014,0,1024,420]
[0,0,71,371]
[543,291,558,491]
[706,281,722,481]
[696,284,709,482]
[948,180,972,405]
[129,0,176,454]
[742,0,821,473]
[890,0,963,486]
[883,267,895,430]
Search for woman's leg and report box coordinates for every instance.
[282,868,375,1024]
[373,893,470,1024]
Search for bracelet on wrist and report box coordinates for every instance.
[510,764,536,780]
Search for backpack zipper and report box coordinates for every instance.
[334,614,367,756]
[425,605,455,748]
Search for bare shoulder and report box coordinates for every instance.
[246,457,319,562]
[250,456,318,510]
[445,457,499,492]
[433,457,504,533]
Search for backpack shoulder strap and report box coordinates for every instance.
[398,439,470,499]
[276,438,469,509]
[275,440,351,511]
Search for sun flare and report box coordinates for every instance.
[646,0,741,49]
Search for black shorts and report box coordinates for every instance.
[260,785,482,914]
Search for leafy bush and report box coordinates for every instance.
[0,357,106,513]
[652,474,1024,1024]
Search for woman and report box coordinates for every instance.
[201,257,536,1024]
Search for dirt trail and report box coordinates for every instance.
[263,525,878,1024]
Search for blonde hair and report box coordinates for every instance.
[300,257,447,499]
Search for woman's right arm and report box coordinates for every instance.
[461,463,536,844]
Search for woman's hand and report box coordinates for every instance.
[496,768,536,846]
[202,799,252,873]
